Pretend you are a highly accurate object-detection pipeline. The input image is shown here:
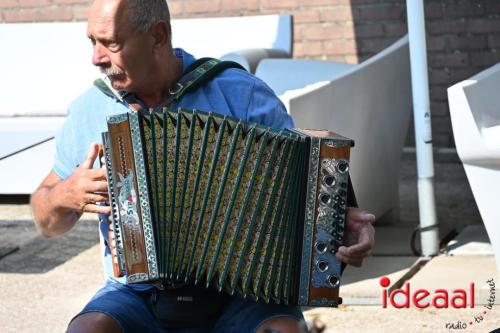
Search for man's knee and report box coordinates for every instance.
[256,316,302,333]
[67,312,122,333]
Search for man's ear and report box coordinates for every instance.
[150,21,171,51]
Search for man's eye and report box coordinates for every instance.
[107,42,121,52]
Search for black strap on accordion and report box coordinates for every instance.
[170,57,245,101]
[93,57,246,111]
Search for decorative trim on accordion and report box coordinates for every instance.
[128,272,150,283]
[129,112,159,281]
[299,137,320,305]
[102,133,126,274]
[108,113,129,124]
[324,139,347,149]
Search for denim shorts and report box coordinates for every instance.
[72,281,304,333]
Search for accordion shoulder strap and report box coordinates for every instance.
[93,58,246,110]
[170,57,246,102]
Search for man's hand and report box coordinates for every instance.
[31,143,110,237]
[62,143,110,214]
[335,207,375,267]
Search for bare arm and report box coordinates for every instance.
[30,143,111,237]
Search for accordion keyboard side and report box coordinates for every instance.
[293,129,354,307]
[106,114,152,282]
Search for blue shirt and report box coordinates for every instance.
[53,48,294,283]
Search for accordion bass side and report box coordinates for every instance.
[102,109,354,307]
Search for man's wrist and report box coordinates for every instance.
[45,180,81,232]
[47,180,70,213]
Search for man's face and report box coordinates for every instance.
[87,0,154,92]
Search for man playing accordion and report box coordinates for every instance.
[31,0,375,332]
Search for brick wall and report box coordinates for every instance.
[348,0,500,147]
[1,0,499,147]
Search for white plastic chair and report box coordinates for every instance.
[256,36,412,223]
[256,60,354,96]
[448,63,500,269]
[172,15,293,73]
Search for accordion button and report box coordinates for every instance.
[322,174,336,187]
[319,193,331,205]
[317,260,329,272]
[328,275,340,288]
[335,160,349,174]
[315,242,328,254]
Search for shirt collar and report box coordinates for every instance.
[174,48,196,73]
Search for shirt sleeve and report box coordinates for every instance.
[53,112,76,180]
[246,79,295,129]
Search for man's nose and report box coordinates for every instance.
[92,43,109,67]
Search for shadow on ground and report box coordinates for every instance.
[0,219,99,274]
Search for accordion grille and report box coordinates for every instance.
[140,109,302,303]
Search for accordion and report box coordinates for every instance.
[102,108,354,307]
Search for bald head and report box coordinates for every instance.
[89,0,131,37]
[90,0,170,34]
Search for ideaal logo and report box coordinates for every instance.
[379,277,496,330]
[379,277,475,309]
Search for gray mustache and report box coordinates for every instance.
[100,66,124,76]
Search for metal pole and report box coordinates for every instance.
[406,0,439,256]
